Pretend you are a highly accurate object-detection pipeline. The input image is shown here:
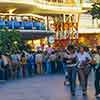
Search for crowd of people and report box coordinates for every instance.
[0,45,100,98]
[0,48,65,81]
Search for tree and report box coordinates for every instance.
[0,29,21,53]
[90,3,100,19]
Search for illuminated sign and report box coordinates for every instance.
[48,36,55,44]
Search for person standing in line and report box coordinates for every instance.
[46,54,51,74]
[43,51,51,74]
[20,52,27,78]
[77,46,92,96]
[7,54,12,80]
[49,51,56,74]
[30,51,35,75]
[2,54,10,80]
[56,49,64,73]
[35,51,43,74]
[16,52,21,79]
[93,46,100,98]
[64,45,78,96]
[43,51,47,73]
[0,53,4,81]
[11,52,19,79]
[27,51,34,77]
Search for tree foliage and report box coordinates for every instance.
[90,3,100,19]
[0,29,21,53]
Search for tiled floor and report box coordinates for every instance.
[0,74,98,100]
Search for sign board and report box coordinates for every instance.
[48,36,55,44]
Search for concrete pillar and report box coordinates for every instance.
[46,16,49,30]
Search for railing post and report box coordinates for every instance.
[46,16,49,31]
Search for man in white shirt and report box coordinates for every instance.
[77,46,92,96]
[77,52,91,66]
[35,51,43,74]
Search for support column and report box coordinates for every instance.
[75,14,80,47]
[46,16,49,31]
[32,40,34,50]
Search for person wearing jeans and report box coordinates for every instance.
[46,60,51,74]
[67,67,77,94]
[27,52,35,77]
[64,45,78,96]
[63,51,69,85]
[49,52,56,74]
[0,54,4,81]
[93,46,100,98]
[20,53,27,78]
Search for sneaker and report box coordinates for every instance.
[64,81,70,86]
[96,94,100,98]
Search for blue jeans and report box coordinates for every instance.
[50,61,56,73]
[16,67,21,79]
[43,61,47,73]
[46,61,51,74]
[63,63,68,81]
[95,67,100,95]
[67,67,77,93]
[63,63,67,73]
[0,69,4,80]
[57,61,63,73]
[27,63,33,77]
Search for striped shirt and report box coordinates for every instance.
[63,52,78,67]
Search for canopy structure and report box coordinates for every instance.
[19,30,55,40]
[0,0,88,14]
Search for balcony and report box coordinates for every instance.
[0,18,55,40]
[0,0,83,14]
[0,20,46,30]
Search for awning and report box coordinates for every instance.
[0,0,84,14]
[19,30,55,40]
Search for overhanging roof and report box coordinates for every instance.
[0,0,84,14]
[19,30,55,40]
[79,28,100,34]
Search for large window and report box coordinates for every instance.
[79,14,100,29]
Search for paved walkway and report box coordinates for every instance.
[0,74,99,100]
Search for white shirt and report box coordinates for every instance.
[16,54,21,61]
[35,53,43,62]
[2,55,9,66]
[11,54,19,63]
[94,54,100,64]
[77,52,91,65]
[49,54,56,61]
